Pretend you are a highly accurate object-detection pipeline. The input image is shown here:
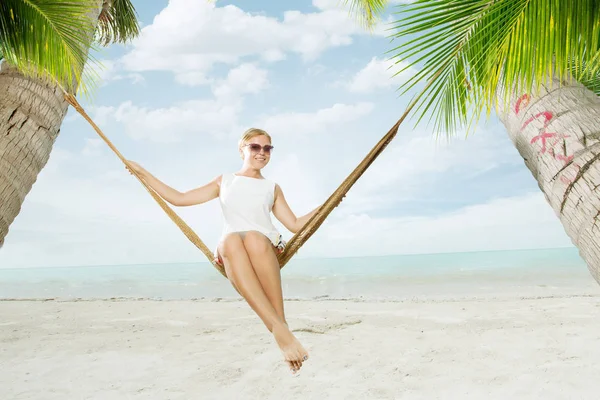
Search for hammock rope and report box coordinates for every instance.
[63,72,432,278]
[63,94,218,271]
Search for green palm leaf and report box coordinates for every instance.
[387,0,600,136]
[579,72,600,95]
[570,58,600,96]
[0,0,98,93]
[0,0,140,95]
[97,0,140,46]
[343,0,389,30]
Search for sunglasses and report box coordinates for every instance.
[244,143,274,154]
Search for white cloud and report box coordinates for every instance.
[92,95,372,145]
[305,192,572,258]
[39,147,74,175]
[314,0,409,9]
[345,57,415,93]
[259,102,374,136]
[312,0,342,9]
[212,63,269,98]
[99,99,240,143]
[86,59,116,82]
[121,73,145,85]
[81,138,105,156]
[174,71,211,87]
[83,59,146,87]
[90,105,118,126]
[119,0,389,84]
[340,125,522,214]
[88,63,270,143]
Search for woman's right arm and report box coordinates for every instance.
[126,161,221,207]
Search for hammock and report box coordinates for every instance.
[63,92,419,278]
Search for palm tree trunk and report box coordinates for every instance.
[497,77,600,285]
[0,2,103,248]
[0,62,70,248]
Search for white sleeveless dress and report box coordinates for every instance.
[215,173,284,262]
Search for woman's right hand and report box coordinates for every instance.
[122,161,187,206]
[126,160,145,177]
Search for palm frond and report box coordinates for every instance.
[96,0,140,46]
[580,74,600,96]
[343,0,390,30]
[570,57,600,96]
[388,0,600,137]
[0,0,99,93]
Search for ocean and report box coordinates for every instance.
[1,247,598,301]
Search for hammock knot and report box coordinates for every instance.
[63,93,82,111]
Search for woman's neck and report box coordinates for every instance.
[236,166,263,179]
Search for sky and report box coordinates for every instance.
[0,0,576,268]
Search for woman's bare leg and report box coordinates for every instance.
[219,233,308,373]
[242,231,309,372]
[242,231,286,323]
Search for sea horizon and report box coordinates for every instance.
[2,246,598,302]
[0,245,580,270]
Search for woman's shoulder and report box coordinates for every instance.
[264,176,279,188]
[272,181,283,198]
[219,172,234,182]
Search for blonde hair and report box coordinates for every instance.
[238,128,272,151]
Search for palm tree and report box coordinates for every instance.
[0,0,140,247]
[371,0,600,284]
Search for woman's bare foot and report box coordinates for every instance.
[272,322,309,374]
[280,321,297,372]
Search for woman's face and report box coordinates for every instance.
[241,134,273,169]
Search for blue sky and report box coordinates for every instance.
[0,0,574,268]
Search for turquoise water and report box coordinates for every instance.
[0,248,598,300]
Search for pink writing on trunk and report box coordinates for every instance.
[514,94,530,115]
[531,131,571,154]
[516,94,579,184]
[522,111,553,131]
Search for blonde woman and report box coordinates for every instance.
[127,128,320,374]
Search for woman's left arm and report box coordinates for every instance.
[272,184,321,233]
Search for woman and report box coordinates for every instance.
[126,128,320,374]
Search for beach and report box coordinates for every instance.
[2,294,600,400]
[2,0,599,398]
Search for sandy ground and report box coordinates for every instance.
[2,295,600,399]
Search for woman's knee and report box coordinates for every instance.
[243,231,271,254]
[219,233,245,260]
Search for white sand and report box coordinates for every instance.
[2,296,600,399]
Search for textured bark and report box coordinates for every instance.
[0,62,69,248]
[497,77,600,285]
[0,2,103,248]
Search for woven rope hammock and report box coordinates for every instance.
[63,88,422,278]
